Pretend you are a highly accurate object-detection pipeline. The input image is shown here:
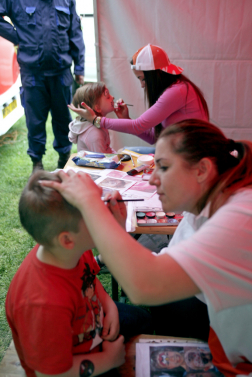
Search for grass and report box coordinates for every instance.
[0,114,116,362]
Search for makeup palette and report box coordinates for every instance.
[135,211,183,227]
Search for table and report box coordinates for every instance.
[0,335,195,377]
[64,153,177,236]
[64,153,178,300]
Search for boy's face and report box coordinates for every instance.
[97,87,115,116]
[73,218,95,252]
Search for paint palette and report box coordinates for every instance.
[135,211,182,227]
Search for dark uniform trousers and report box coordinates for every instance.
[21,71,73,160]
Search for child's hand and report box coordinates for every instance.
[114,98,130,119]
[68,102,96,123]
[102,335,125,368]
[106,191,127,229]
[102,303,120,341]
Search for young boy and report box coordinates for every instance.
[68,83,116,154]
[5,171,125,377]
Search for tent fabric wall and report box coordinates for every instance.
[94,0,252,151]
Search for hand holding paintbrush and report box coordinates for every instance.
[114,98,133,119]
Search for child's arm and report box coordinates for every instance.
[95,277,120,341]
[35,335,125,377]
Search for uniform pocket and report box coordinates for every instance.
[55,6,70,29]
[17,44,39,66]
[59,36,70,52]
[25,7,36,25]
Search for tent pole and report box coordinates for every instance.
[93,0,101,81]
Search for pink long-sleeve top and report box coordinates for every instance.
[100,82,208,144]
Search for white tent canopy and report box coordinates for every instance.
[94,0,252,151]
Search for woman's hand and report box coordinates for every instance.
[40,170,102,209]
[68,102,96,123]
[105,191,127,229]
[114,98,130,119]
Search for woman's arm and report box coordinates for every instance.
[100,84,186,135]
[136,127,156,145]
[40,171,200,306]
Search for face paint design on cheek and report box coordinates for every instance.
[79,360,94,377]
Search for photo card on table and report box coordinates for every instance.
[136,340,224,377]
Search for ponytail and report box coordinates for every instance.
[208,140,252,216]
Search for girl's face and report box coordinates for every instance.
[133,69,145,89]
[149,137,202,215]
[97,87,114,116]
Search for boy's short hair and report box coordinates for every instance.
[19,171,83,247]
[72,82,106,110]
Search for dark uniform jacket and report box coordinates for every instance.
[0,0,85,85]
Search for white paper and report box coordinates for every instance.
[123,181,156,199]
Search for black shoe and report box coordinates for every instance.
[57,152,71,169]
[32,159,44,173]
[95,256,109,274]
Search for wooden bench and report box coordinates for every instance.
[0,341,25,377]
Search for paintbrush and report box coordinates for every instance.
[114,102,133,108]
[103,198,144,202]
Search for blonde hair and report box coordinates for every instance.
[159,119,252,216]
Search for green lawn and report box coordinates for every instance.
[0,114,115,362]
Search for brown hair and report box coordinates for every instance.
[19,171,83,247]
[159,119,252,216]
[72,82,106,117]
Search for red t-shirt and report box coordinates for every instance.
[5,245,103,376]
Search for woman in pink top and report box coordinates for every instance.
[69,44,209,145]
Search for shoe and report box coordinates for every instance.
[57,152,71,169]
[32,159,44,173]
[95,255,109,274]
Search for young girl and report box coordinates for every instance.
[68,82,116,154]
[42,119,252,376]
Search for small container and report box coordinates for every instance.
[136,212,146,219]
[166,212,175,218]
[146,219,157,224]
[167,219,179,225]
[146,211,156,219]
[175,213,184,222]
[156,211,166,219]
[127,164,150,176]
[137,155,154,166]
[157,218,168,223]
